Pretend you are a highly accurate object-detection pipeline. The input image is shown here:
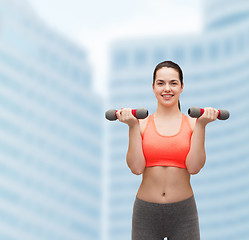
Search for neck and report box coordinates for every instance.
[155,103,181,118]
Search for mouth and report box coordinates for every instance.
[161,94,174,100]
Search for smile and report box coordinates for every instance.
[162,94,174,97]
[161,94,174,98]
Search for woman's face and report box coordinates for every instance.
[152,67,183,107]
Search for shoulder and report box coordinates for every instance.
[138,115,150,136]
[186,115,196,132]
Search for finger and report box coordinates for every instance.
[211,109,216,120]
[215,109,219,119]
[210,108,216,120]
[120,108,130,121]
[122,111,127,121]
[210,108,218,120]
[126,108,133,118]
[123,108,132,119]
[204,107,209,118]
[119,108,126,120]
[120,109,126,121]
[208,109,212,119]
[207,107,212,119]
[208,107,213,119]
[209,108,217,120]
[117,109,123,121]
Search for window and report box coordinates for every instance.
[134,49,146,66]
[223,37,233,56]
[191,45,202,62]
[209,41,219,60]
[153,48,166,64]
[113,50,128,69]
[173,47,185,63]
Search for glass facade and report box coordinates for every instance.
[0,0,103,239]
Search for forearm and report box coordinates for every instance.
[186,121,206,175]
[126,123,146,175]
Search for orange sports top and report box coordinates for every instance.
[142,113,193,169]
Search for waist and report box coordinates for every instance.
[137,166,193,203]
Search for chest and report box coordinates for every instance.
[153,117,182,136]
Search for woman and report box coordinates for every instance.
[116,61,218,240]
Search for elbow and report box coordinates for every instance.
[187,162,205,175]
[187,168,201,175]
[127,155,145,175]
[129,162,145,175]
[131,166,145,175]
[186,155,206,175]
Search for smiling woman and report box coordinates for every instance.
[153,61,183,110]
[115,60,220,240]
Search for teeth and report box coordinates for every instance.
[162,94,173,97]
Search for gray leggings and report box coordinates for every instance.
[132,195,200,240]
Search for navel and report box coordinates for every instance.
[162,192,166,197]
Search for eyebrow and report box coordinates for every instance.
[156,79,179,82]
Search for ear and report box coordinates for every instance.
[152,83,155,92]
[180,82,184,93]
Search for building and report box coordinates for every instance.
[0,0,103,239]
[106,0,249,239]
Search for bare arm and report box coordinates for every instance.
[126,123,146,175]
[186,107,219,175]
[116,108,145,175]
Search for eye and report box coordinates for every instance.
[171,82,178,85]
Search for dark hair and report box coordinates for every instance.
[153,60,183,110]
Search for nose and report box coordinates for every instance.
[164,83,171,91]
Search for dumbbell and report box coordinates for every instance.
[105,108,148,121]
[188,107,230,120]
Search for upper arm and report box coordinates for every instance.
[188,116,196,132]
[138,117,149,137]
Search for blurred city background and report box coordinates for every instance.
[0,0,248,239]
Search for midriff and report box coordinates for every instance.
[136,166,193,203]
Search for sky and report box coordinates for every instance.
[28,0,203,97]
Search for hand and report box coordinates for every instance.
[197,107,219,127]
[116,108,139,127]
